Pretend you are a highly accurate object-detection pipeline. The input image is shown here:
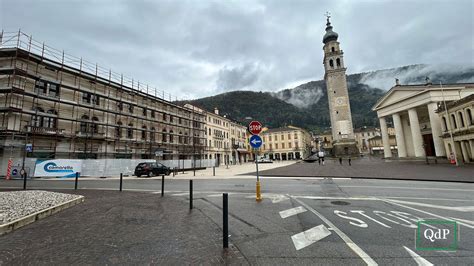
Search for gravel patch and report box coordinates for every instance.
[0,190,83,225]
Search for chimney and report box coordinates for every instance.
[214,107,219,115]
[395,78,400,86]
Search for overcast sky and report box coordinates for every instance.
[1,0,473,99]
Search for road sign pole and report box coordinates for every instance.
[255,151,262,202]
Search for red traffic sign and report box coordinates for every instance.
[248,121,263,135]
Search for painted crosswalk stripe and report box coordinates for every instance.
[403,246,433,266]
[279,206,307,219]
[291,224,331,250]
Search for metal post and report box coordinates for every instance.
[161,175,164,197]
[22,171,27,190]
[173,168,175,177]
[223,193,228,249]
[255,152,262,202]
[213,166,215,176]
[74,172,79,190]
[189,180,193,210]
[119,173,123,191]
[193,167,196,176]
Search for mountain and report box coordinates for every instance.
[177,64,474,133]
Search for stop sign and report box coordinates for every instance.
[248,121,263,135]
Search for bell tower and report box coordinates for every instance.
[322,14,358,156]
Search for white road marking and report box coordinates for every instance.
[290,195,378,265]
[171,192,189,196]
[403,246,433,266]
[334,210,368,228]
[293,196,379,201]
[291,224,331,251]
[384,199,474,212]
[339,185,474,192]
[373,211,417,228]
[382,199,474,229]
[279,206,307,218]
[385,196,474,202]
[350,210,391,228]
[447,217,474,225]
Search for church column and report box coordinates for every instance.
[379,117,392,158]
[408,108,426,157]
[460,141,470,162]
[392,113,407,157]
[427,102,446,157]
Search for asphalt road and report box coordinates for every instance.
[1,177,473,265]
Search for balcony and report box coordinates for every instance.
[75,130,106,139]
[26,126,65,135]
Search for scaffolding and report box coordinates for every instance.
[0,30,206,169]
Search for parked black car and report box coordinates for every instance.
[134,162,171,177]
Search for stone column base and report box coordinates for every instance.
[332,140,359,157]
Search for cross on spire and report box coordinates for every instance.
[325,11,331,20]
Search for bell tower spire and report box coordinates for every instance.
[322,14,359,156]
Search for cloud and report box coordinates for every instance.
[216,62,263,91]
[277,87,324,109]
[359,64,474,90]
[2,0,472,99]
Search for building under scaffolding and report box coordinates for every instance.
[0,31,206,175]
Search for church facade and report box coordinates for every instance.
[322,16,359,156]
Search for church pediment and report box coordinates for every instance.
[372,87,426,111]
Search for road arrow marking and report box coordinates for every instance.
[291,224,331,250]
[280,206,307,218]
[403,246,433,266]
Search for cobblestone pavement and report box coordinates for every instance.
[0,190,247,265]
[252,157,474,182]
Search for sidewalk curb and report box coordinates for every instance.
[256,174,474,183]
[0,195,85,236]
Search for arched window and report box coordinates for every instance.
[141,125,147,140]
[451,114,457,129]
[442,117,448,131]
[329,59,334,68]
[336,58,341,67]
[162,129,167,142]
[179,132,183,144]
[127,123,134,139]
[80,115,89,133]
[91,117,99,133]
[169,130,174,143]
[184,132,189,144]
[116,121,123,138]
[467,109,473,125]
[331,47,335,52]
[150,127,156,141]
[459,112,465,128]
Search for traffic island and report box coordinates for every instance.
[0,190,84,236]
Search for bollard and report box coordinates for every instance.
[74,172,79,190]
[22,172,27,190]
[173,168,175,177]
[161,175,164,197]
[223,193,228,249]
[190,180,193,210]
[119,173,123,192]
[213,166,215,176]
[193,167,196,176]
